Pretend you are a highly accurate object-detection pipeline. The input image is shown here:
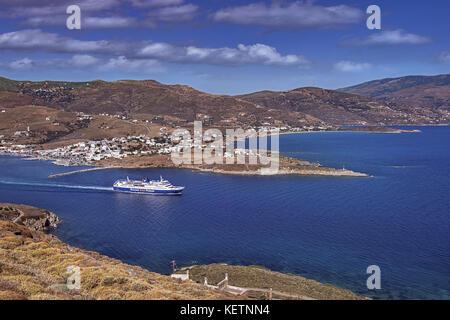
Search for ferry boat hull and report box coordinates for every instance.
[113,177,184,196]
[112,186,184,195]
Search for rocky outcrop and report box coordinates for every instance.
[0,203,60,232]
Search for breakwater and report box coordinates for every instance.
[48,167,114,178]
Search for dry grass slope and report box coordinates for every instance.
[186,264,367,300]
[0,219,228,300]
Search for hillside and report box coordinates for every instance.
[183,264,366,300]
[0,77,317,128]
[0,106,91,145]
[1,76,448,130]
[0,203,230,300]
[339,74,450,112]
[0,203,365,300]
[237,87,445,125]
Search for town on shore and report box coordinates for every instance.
[1,110,416,177]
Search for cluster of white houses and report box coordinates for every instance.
[37,135,176,164]
[0,134,175,165]
[0,119,333,165]
[1,131,270,165]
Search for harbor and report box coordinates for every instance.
[1,126,449,299]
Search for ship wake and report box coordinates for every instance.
[0,180,113,192]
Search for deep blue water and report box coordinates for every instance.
[0,126,449,300]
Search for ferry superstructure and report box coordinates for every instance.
[113,177,184,195]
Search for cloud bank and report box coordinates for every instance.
[213,2,364,29]
[0,29,310,68]
[1,55,164,73]
[1,0,198,29]
[438,52,450,64]
[346,29,433,46]
[334,61,371,72]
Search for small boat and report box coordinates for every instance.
[113,176,184,195]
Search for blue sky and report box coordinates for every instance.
[0,0,448,94]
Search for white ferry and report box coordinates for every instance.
[113,176,184,195]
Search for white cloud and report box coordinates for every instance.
[1,1,63,6]
[148,4,199,22]
[0,55,164,74]
[84,16,139,29]
[139,42,310,67]
[3,0,120,17]
[2,0,183,9]
[139,43,176,57]
[22,15,140,29]
[2,0,193,29]
[237,44,309,66]
[99,56,163,72]
[0,29,131,55]
[213,2,363,29]
[1,1,146,30]
[0,29,310,68]
[438,52,450,64]
[20,15,65,27]
[1,56,96,70]
[360,29,432,45]
[334,61,371,72]
[9,58,34,70]
[130,0,184,8]
[69,54,100,67]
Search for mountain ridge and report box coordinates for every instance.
[339,74,450,112]
[0,75,448,128]
[237,85,446,125]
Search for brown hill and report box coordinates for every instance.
[0,77,317,128]
[0,105,91,145]
[339,74,450,112]
[237,87,445,126]
[1,76,448,129]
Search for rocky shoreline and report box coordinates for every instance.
[180,166,369,177]
[2,149,370,178]
[95,153,370,177]
[0,203,60,232]
[2,126,424,178]
[0,203,366,300]
[0,203,230,300]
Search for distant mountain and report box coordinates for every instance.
[339,74,450,112]
[0,77,319,128]
[0,76,447,128]
[237,86,446,126]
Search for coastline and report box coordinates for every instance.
[177,264,368,300]
[0,203,230,300]
[279,128,422,135]
[3,125,427,178]
[58,157,370,178]
[43,163,370,178]
[0,202,366,300]
[4,124,448,299]
[1,151,371,178]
